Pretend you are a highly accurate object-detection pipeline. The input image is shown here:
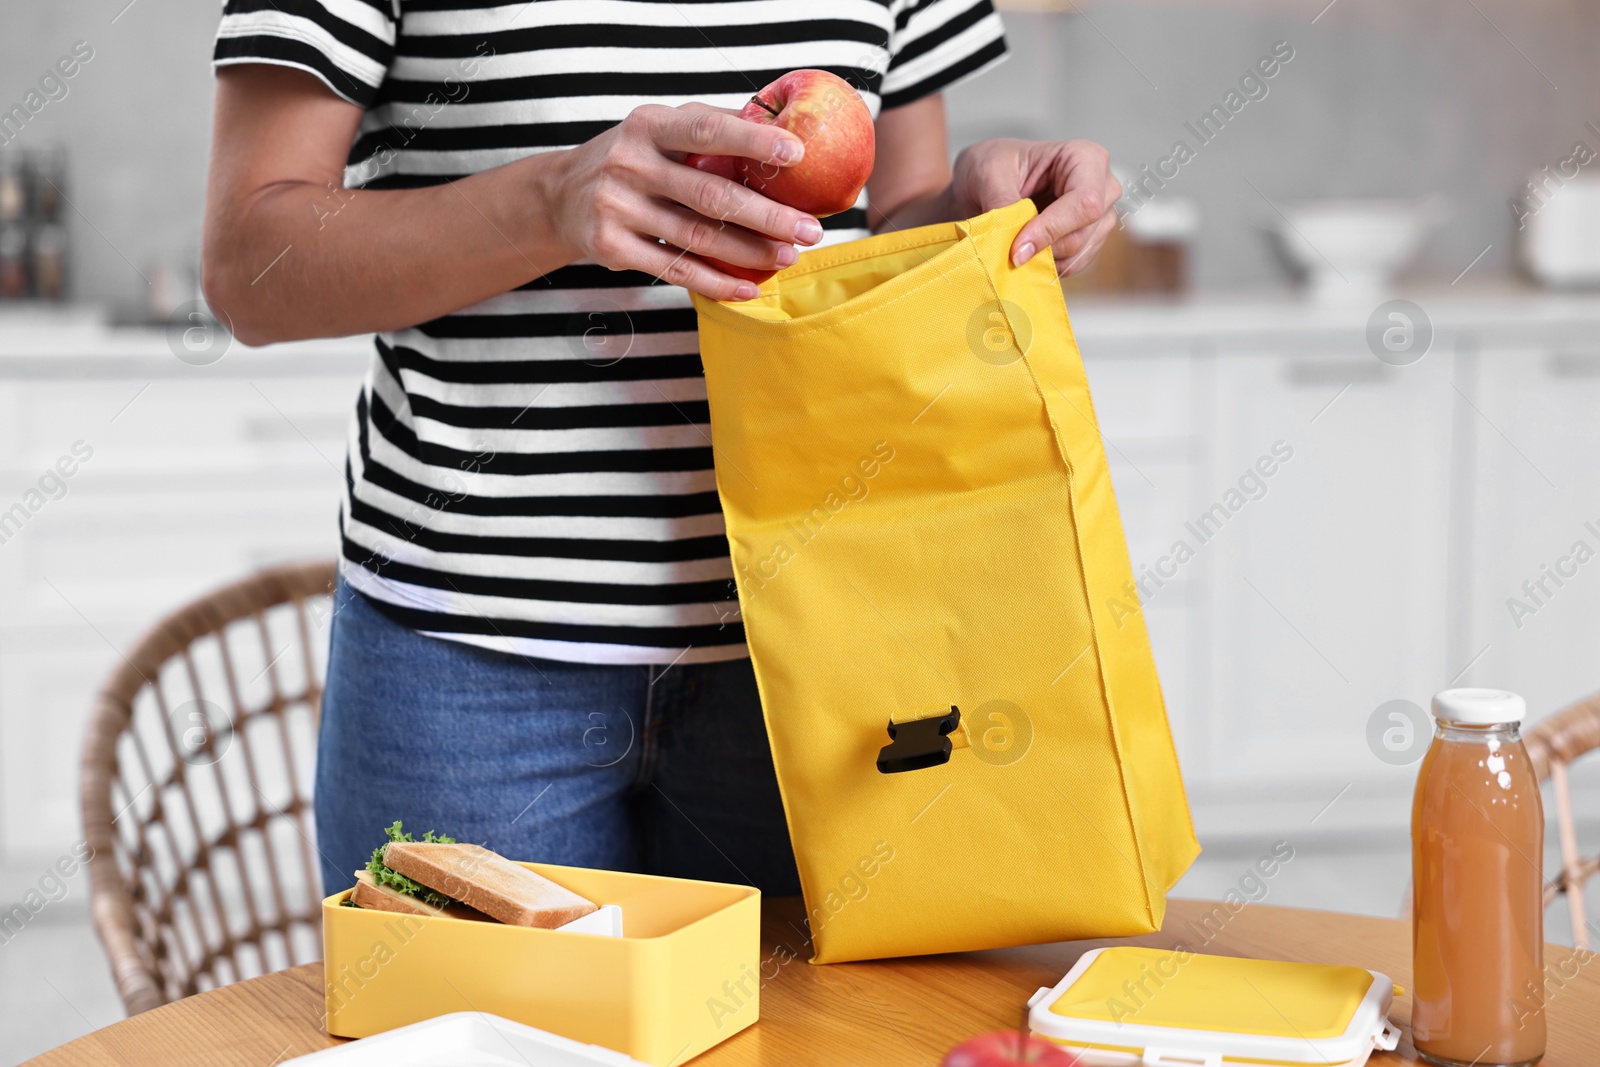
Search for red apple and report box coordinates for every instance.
[942,1031,1080,1067]
[678,70,875,287]
[735,69,874,217]
[683,151,741,184]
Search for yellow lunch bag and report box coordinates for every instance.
[690,198,1199,963]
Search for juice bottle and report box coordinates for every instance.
[1411,688,1545,1067]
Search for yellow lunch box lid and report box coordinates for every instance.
[1026,947,1400,1067]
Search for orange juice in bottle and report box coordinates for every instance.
[1412,688,1545,1067]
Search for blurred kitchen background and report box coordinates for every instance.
[4,0,1600,1061]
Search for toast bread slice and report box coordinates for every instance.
[348,870,494,921]
[382,841,598,929]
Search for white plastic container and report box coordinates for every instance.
[1026,947,1401,1067]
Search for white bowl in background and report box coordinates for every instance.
[1521,176,1600,287]
[1270,199,1444,303]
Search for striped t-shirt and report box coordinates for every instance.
[214,0,1008,665]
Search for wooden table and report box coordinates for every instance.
[26,898,1600,1066]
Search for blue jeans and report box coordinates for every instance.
[313,577,800,898]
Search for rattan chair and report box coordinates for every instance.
[81,559,337,1014]
[1523,691,1600,949]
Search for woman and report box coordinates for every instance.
[202,0,1121,897]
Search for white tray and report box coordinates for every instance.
[282,1011,650,1066]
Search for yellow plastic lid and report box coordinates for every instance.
[1027,947,1399,1067]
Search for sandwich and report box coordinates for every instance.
[344,821,598,929]
[349,870,492,920]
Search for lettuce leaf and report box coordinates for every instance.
[365,820,461,908]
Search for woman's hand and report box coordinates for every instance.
[870,99,1121,276]
[948,138,1123,275]
[540,102,827,300]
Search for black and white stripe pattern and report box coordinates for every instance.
[215,0,1007,664]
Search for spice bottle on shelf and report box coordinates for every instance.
[29,145,66,221]
[0,224,28,299]
[30,222,66,300]
[0,155,24,225]
[1411,687,1545,1067]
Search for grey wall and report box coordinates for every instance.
[4,0,1599,303]
[943,0,1600,290]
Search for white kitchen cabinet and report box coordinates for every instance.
[0,329,367,858]
[1074,294,1600,841]
[1456,341,1600,715]
[1086,338,1457,801]
[1078,345,1198,749]
[1196,346,1455,793]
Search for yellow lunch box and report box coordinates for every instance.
[322,863,760,1066]
[1027,946,1401,1067]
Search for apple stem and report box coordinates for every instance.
[750,95,781,118]
[1017,1003,1030,1062]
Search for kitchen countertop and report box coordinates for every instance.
[0,304,370,377]
[1063,285,1600,353]
[4,285,1600,370]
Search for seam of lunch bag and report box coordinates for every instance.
[970,241,1161,930]
[1049,392,1160,926]
[1024,274,1196,909]
[1063,464,1159,928]
[993,236,1198,883]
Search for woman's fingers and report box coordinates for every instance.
[625,234,763,301]
[1046,176,1120,259]
[1010,142,1119,267]
[1013,190,1105,267]
[632,102,806,167]
[592,186,783,300]
[1053,210,1118,277]
[563,102,830,298]
[640,199,799,273]
[653,156,824,247]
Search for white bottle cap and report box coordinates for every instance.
[1431,687,1526,725]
